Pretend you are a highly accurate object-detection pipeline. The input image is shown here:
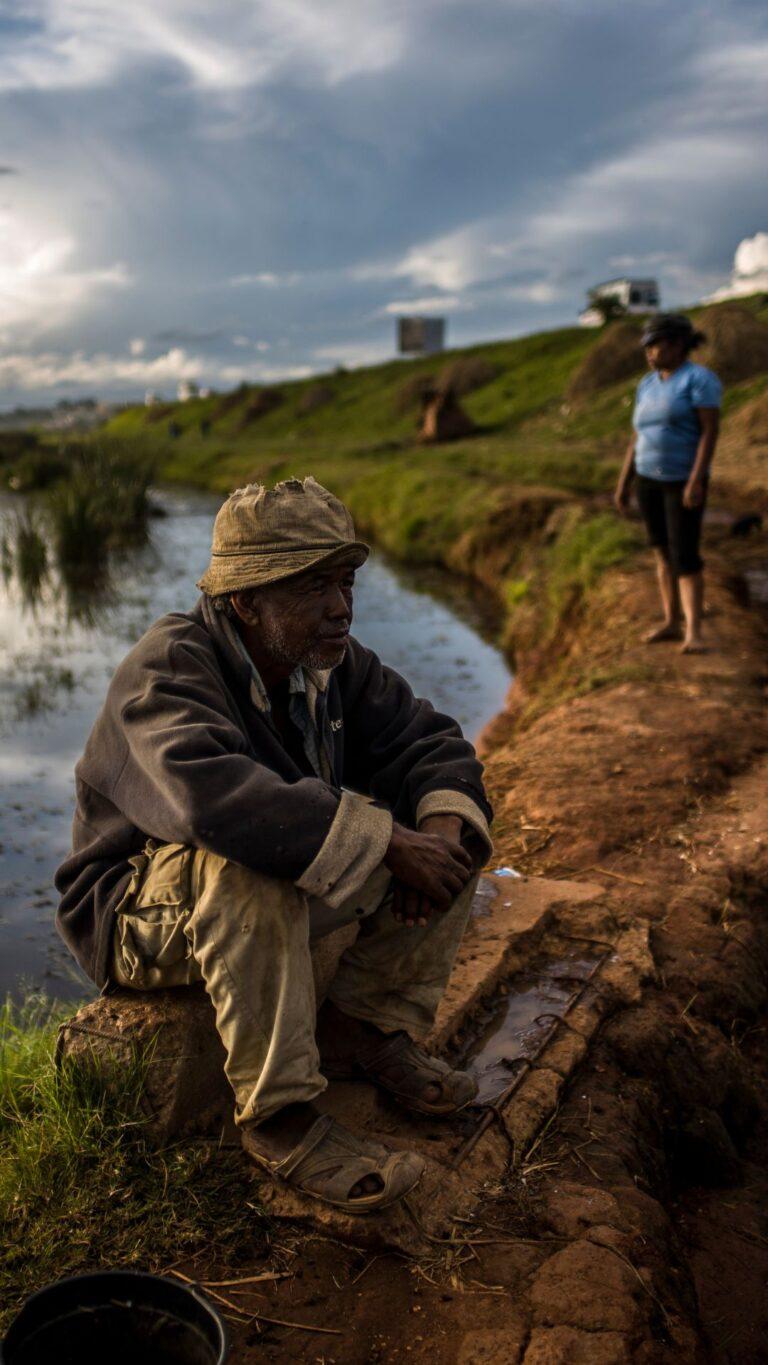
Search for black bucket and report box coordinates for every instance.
[1,1270,228,1365]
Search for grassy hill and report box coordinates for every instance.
[99,295,768,660]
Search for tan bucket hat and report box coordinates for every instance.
[197,476,369,594]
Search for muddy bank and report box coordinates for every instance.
[166,512,768,1363]
[466,529,768,1362]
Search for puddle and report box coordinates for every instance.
[455,946,602,1106]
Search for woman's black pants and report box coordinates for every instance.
[634,474,706,577]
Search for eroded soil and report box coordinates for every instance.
[175,524,768,1363]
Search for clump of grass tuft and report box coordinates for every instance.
[0,996,265,1333]
[2,445,69,493]
[42,444,154,588]
[544,508,641,629]
[7,510,48,604]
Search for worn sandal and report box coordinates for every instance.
[242,1113,425,1213]
[322,1031,478,1116]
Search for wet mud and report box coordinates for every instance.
[455,942,603,1107]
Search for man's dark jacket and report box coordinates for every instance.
[55,596,492,988]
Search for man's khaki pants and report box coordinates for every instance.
[112,840,478,1126]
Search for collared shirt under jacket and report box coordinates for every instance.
[55,595,493,987]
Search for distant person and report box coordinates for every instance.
[614,314,721,653]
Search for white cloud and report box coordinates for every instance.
[706,231,768,301]
[392,226,489,292]
[690,39,768,125]
[734,231,768,285]
[504,280,559,305]
[0,0,414,94]
[0,345,204,392]
[313,339,393,369]
[1,2,766,404]
[381,295,467,316]
[229,271,302,288]
[529,133,763,248]
[0,342,323,394]
[232,336,272,351]
[218,363,313,383]
[0,209,130,336]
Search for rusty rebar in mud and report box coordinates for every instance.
[448,935,613,1169]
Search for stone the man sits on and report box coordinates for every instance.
[56,477,493,1213]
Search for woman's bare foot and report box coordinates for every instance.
[644,621,683,644]
[680,638,708,654]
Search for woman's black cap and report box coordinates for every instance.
[640,313,698,346]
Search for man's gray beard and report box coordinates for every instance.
[300,641,348,669]
[259,616,347,671]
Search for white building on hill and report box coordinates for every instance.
[579,278,660,326]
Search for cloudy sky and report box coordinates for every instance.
[1,0,767,407]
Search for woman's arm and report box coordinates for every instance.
[684,408,720,508]
[614,436,636,515]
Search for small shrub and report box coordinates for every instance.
[437,357,500,397]
[145,402,175,425]
[0,430,40,468]
[697,303,768,384]
[237,387,284,429]
[297,384,335,416]
[566,321,645,401]
[395,373,437,414]
[212,382,251,421]
[587,291,627,324]
[3,447,70,492]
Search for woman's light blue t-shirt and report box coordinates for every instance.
[633,361,722,481]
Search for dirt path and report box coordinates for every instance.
[181,529,768,1363]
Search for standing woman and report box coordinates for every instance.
[615,314,721,653]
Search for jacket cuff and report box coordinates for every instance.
[296,790,393,907]
[415,789,493,868]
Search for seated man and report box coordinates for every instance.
[56,477,493,1214]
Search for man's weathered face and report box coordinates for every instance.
[234,561,355,670]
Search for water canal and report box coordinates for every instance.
[0,487,511,1001]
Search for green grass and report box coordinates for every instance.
[542,508,642,631]
[94,295,768,667]
[0,997,265,1333]
[99,302,768,583]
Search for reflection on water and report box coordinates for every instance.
[0,487,511,1001]
[456,945,601,1106]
